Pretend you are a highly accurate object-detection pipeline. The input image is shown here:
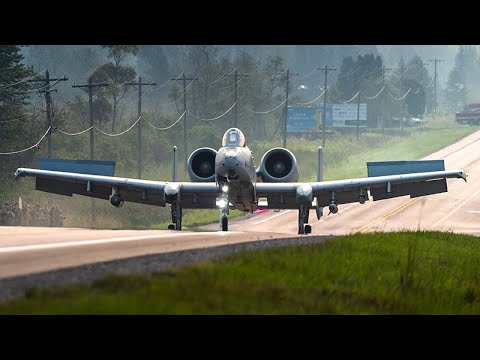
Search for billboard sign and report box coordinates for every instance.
[287,104,367,132]
[286,106,318,132]
[331,103,367,128]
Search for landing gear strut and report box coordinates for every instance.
[221,214,228,231]
[219,187,229,231]
[298,203,311,235]
[169,203,182,230]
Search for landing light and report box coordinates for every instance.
[222,185,229,193]
[217,199,227,208]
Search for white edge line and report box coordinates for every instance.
[0,231,242,254]
[433,187,480,228]
[253,210,293,225]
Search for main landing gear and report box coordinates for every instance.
[298,203,312,235]
[168,203,182,230]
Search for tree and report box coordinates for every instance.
[101,45,138,67]
[445,46,469,111]
[263,55,288,96]
[0,46,36,170]
[91,63,136,130]
[94,46,138,131]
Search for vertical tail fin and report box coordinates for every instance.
[172,146,178,182]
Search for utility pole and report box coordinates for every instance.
[357,90,361,141]
[419,59,423,85]
[72,78,109,228]
[226,70,248,128]
[125,77,157,179]
[428,59,444,114]
[316,65,336,148]
[381,65,394,87]
[171,72,198,172]
[284,69,290,148]
[281,69,300,148]
[28,70,68,158]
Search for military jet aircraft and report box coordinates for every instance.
[15,128,467,234]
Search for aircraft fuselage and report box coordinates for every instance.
[215,145,257,212]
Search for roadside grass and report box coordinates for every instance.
[136,209,245,230]
[2,231,480,314]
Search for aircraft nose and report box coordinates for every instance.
[228,168,236,178]
[220,156,239,178]
[224,156,238,168]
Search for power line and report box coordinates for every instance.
[0,126,51,155]
[95,116,142,137]
[144,111,186,130]
[0,69,47,89]
[248,98,288,114]
[290,89,327,105]
[188,102,237,122]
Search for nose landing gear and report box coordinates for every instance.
[298,203,312,235]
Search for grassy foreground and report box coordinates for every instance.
[2,231,480,314]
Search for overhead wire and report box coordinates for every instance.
[386,87,411,101]
[94,116,142,137]
[364,86,385,100]
[0,126,51,155]
[188,102,237,121]
[144,111,186,130]
[248,98,288,114]
[0,69,47,89]
[328,90,360,104]
[290,89,327,105]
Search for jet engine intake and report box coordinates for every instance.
[257,147,299,182]
[187,147,217,182]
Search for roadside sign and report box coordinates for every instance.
[287,106,318,132]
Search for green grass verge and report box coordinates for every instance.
[135,209,245,230]
[2,231,480,314]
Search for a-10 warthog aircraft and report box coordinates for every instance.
[15,128,467,234]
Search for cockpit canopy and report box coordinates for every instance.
[222,128,246,147]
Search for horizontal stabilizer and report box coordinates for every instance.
[367,160,445,177]
[37,158,116,177]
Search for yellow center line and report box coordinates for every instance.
[357,198,419,233]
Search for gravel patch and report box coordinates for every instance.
[0,235,332,303]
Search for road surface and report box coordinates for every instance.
[0,227,302,279]
[203,129,480,236]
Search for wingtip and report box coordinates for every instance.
[14,168,24,180]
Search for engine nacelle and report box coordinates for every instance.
[187,147,217,182]
[256,147,299,182]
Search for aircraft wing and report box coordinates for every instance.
[14,167,219,209]
[255,160,466,210]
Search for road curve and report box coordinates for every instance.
[202,129,480,236]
